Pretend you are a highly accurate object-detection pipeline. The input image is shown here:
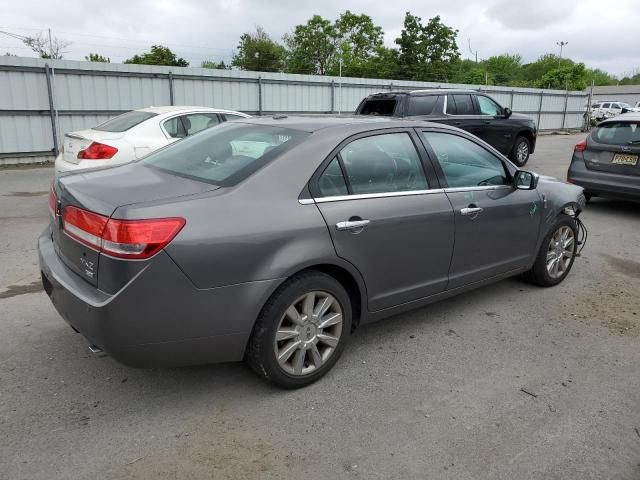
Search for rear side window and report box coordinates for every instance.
[447,94,475,115]
[223,114,246,121]
[94,110,157,132]
[318,158,348,197]
[592,122,640,145]
[183,113,220,135]
[338,132,428,194]
[358,98,397,116]
[142,123,308,186]
[407,95,440,116]
[602,103,611,108]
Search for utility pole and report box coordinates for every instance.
[468,38,478,64]
[556,41,568,66]
[48,28,54,59]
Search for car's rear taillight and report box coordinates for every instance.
[77,142,118,160]
[574,139,587,152]
[48,184,58,219]
[62,206,185,259]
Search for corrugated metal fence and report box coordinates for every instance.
[0,56,589,165]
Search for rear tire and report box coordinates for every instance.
[245,271,352,389]
[510,136,531,167]
[523,215,578,287]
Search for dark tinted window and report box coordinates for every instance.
[422,131,509,188]
[318,158,348,197]
[94,110,157,132]
[447,94,475,115]
[339,133,428,194]
[408,95,439,116]
[592,122,640,145]
[358,99,397,116]
[602,103,611,108]
[143,123,308,186]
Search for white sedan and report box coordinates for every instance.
[54,106,250,175]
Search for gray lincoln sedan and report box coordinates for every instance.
[39,116,586,388]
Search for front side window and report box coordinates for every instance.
[143,123,308,186]
[94,110,157,132]
[477,96,502,116]
[447,94,475,115]
[422,131,509,188]
[338,132,428,195]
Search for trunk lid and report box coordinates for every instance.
[62,129,124,164]
[52,163,218,287]
[584,121,640,176]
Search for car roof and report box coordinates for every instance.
[600,112,640,123]
[231,114,458,133]
[367,88,477,97]
[135,105,248,115]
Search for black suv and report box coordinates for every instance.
[355,89,537,166]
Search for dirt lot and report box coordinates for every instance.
[1,133,639,480]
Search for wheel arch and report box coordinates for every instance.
[516,129,536,153]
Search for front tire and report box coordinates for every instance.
[245,271,352,389]
[523,215,578,287]
[510,136,531,167]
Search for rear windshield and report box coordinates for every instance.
[94,111,158,132]
[593,122,640,145]
[141,123,308,186]
[358,98,397,116]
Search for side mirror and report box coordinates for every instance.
[503,107,513,118]
[514,170,538,190]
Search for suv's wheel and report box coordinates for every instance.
[523,215,578,287]
[510,136,531,167]
[246,271,352,388]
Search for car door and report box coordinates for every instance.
[442,93,486,137]
[310,129,455,312]
[475,94,513,155]
[419,129,542,289]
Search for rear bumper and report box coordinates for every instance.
[38,226,281,367]
[567,154,640,200]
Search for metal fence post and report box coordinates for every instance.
[561,88,569,130]
[510,89,515,109]
[330,80,335,113]
[389,82,393,91]
[585,80,594,132]
[257,76,263,115]
[537,91,544,130]
[168,71,174,106]
[44,63,59,156]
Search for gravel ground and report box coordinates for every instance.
[1,133,639,480]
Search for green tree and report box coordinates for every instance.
[395,13,460,82]
[201,60,231,69]
[232,26,286,72]
[124,45,188,67]
[329,11,384,77]
[284,15,338,75]
[522,54,573,83]
[484,54,522,85]
[85,53,110,63]
[536,63,588,90]
[618,70,640,85]
[585,68,616,86]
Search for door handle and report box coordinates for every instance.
[460,207,484,216]
[453,121,462,126]
[336,219,370,231]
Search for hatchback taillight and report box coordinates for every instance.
[62,206,185,259]
[574,139,587,152]
[77,142,118,160]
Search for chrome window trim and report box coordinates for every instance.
[299,189,446,205]
[444,185,512,193]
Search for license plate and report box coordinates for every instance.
[612,153,638,166]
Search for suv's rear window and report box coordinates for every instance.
[592,122,640,145]
[358,98,397,116]
[94,111,158,132]
[142,123,308,186]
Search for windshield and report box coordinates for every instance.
[142,122,308,186]
[94,110,158,132]
[593,122,640,145]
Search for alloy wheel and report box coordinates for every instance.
[546,225,575,279]
[274,291,343,376]
[516,141,529,164]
